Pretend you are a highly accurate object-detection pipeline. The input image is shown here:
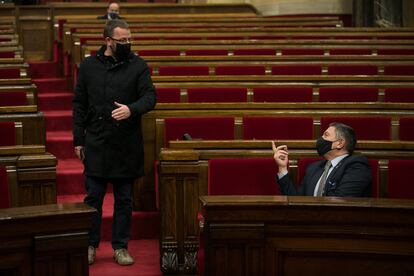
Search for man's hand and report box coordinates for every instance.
[75,146,84,160]
[112,102,131,121]
[272,142,289,173]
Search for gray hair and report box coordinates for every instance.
[329,122,357,153]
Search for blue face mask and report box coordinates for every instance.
[315,136,333,156]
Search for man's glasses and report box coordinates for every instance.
[109,37,132,44]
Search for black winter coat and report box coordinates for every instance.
[73,46,156,178]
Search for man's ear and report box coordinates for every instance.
[335,139,345,150]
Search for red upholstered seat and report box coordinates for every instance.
[233,49,276,55]
[243,116,314,139]
[281,49,324,55]
[0,165,10,208]
[158,66,209,76]
[328,65,378,75]
[249,35,287,39]
[387,159,414,199]
[0,52,15,58]
[253,87,313,102]
[164,36,203,40]
[205,36,244,40]
[0,122,16,146]
[399,117,414,141]
[319,87,379,102]
[0,68,21,78]
[163,117,234,146]
[0,92,27,106]
[377,49,414,55]
[187,87,247,103]
[185,49,228,56]
[320,116,392,140]
[384,88,414,103]
[208,158,280,195]
[215,65,265,75]
[384,65,414,76]
[271,65,322,75]
[297,157,379,197]
[138,50,180,56]
[156,88,181,103]
[329,49,372,55]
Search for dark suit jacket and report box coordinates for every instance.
[277,155,372,197]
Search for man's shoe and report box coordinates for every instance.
[113,248,134,265]
[88,246,96,265]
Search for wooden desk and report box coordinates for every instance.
[0,203,95,276]
[200,195,414,276]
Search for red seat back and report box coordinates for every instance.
[0,122,16,146]
[215,65,265,75]
[399,117,414,141]
[328,65,378,75]
[138,50,180,56]
[243,116,314,139]
[253,87,313,102]
[185,49,228,56]
[156,88,181,103]
[187,87,247,103]
[329,49,372,55]
[0,52,15,58]
[384,88,414,103]
[271,65,322,75]
[0,68,21,78]
[281,49,324,55]
[320,116,391,140]
[0,92,27,106]
[158,66,209,76]
[384,65,414,76]
[233,49,276,55]
[387,159,414,199]
[319,87,379,102]
[377,49,414,55]
[208,158,280,195]
[164,117,235,146]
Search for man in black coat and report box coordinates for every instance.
[272,122,371,197]
[97,1,122,20]
[73,19,156,266]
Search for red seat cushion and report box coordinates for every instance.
[215,65,265,75]
[319,87,379,102]
[384,65,414,76]
[384,88,414,103]
[0,68,21,78]
[208,158,280,195]
[329,49,372,55]
[387,159,414,199]
[138,50,180,56]
[0,52,15,58]
[243,116,314,139]
[328,65,378,75]
[0,92,27,106]
[377,49,414,55]
[271,65,322,75]
[281,49,324,55]
[320,116,391,140]
[399,117,414,141]
[253,87,313,102]
[0,165,10,208]
[187,87,247,103]
[185,49,228,56]
[0,122,16,146]
[164,117,234,146]
[233,49,276,55]
[156,88,181,103]
[158,66,209,76]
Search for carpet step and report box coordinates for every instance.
[56,158,85,195]
[88,240,161,276]
[47,131,75,159]
[32,78,69,93]
[38,92,73,111]
[43,110,72,132]
[29,61,61,79]
[58,193,160,240]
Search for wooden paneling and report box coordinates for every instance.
[201,196,414,275]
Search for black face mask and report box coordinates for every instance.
[111,42,131,62]
[316,136,333,156]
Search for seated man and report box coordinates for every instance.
[272,122,371,197]
[97,1,122,20]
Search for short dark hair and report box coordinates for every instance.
[103,19,129,38]
[329,122,357,154]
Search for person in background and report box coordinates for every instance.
[97,1,122,20]
[272,122,371,197]
[73,19,156,266]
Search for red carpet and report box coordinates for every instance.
[30,59,161,275]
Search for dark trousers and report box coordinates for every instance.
[84,176,133,250]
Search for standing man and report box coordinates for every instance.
[73,19,156,266]
[272,122,371,197]
[97,1,122,20]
